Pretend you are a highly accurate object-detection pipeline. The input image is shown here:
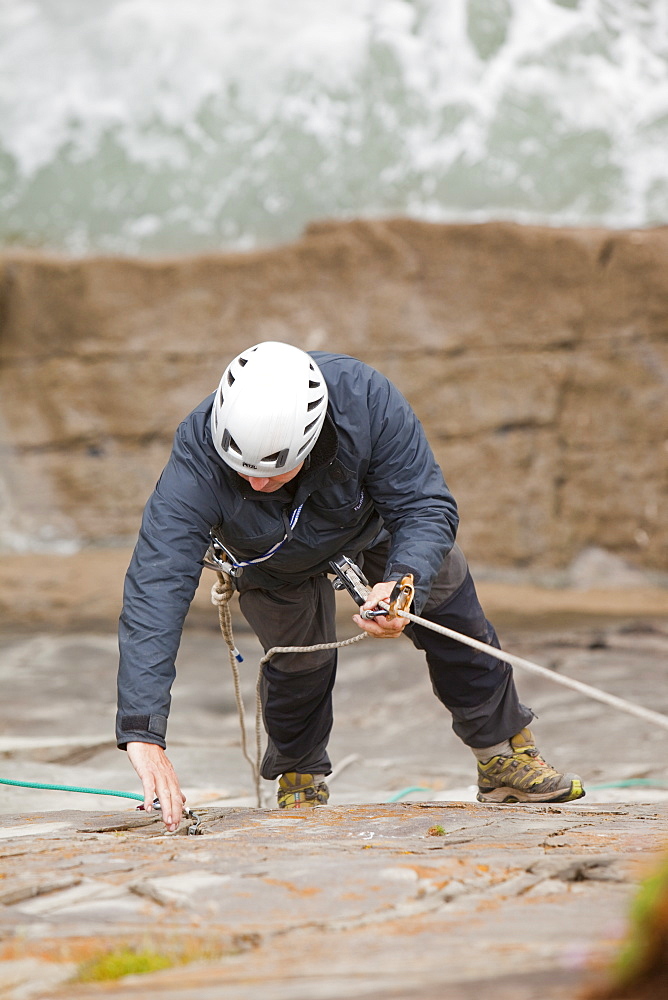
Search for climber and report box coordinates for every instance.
[116,341,584,830]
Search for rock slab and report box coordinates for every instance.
[0,800,665,1000]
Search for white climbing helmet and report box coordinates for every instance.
[211,342,328,477]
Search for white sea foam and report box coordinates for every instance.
[0,0,667,254]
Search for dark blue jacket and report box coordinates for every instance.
[116,353,458,748]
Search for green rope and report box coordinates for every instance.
[588,779,668,790]
[0,778,143,801]
[387,786,432,802]
[3,776,666,807]
[387,778,668,803]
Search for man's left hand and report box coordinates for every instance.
[353,581,410,639]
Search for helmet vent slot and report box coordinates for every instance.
[222,430,241,455]
[307,395,324,412]
[261,449,289,468]
[297,431,317,457]
[308,380,320,389]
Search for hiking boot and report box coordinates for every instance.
[277,772,330,809]
[476,728,585,804]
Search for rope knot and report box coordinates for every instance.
[211,572,234,607]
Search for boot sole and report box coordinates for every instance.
[278,801,327,809]
[477,779,585,804]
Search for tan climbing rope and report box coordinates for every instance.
[211,572,263,804]
[211,572,368,807]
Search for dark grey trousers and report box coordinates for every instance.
[239,539,533,780]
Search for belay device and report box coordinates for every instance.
[329,555,415,619]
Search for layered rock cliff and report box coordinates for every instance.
[1,220,666,570]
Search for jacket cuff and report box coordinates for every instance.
[116,713,168,751]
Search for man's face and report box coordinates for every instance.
[237,462,304,493]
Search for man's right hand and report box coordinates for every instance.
[353,581,410,639]
[126,742,186,832]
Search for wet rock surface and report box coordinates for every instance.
[0,611,667,998]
